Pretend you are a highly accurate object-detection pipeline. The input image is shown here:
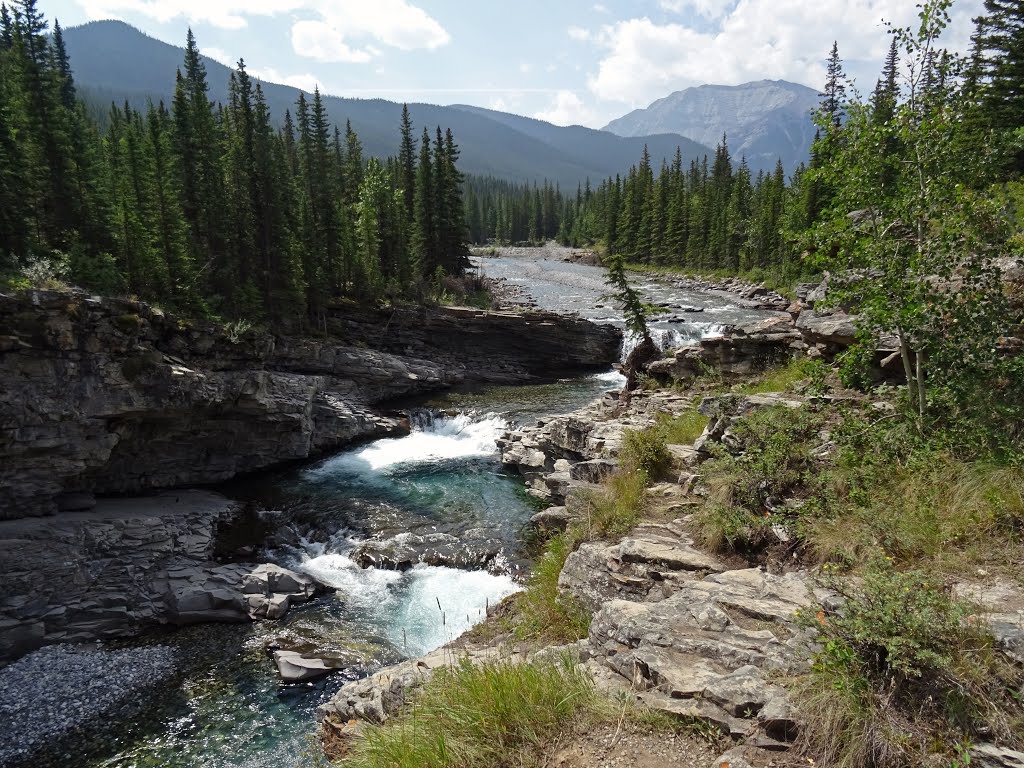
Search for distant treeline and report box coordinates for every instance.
[465,0,1024,283]
[465,144,796,275]
[0,0,469,323]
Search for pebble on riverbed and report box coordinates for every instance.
[0,644,178,768]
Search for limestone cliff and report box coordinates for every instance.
[0,290,621,519]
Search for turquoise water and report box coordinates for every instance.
[79,255,767,768]
[83,371,625,768]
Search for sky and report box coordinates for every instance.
[46,0,984,128]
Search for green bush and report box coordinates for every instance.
[796,559,1021,767]
[620,427,670,478]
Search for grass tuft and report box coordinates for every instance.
[341,657,597,768]
[513,533,592,642]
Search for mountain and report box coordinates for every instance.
[62,20,713,190]
[603,80,820,175]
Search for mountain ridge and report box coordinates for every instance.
[603,79,820,174]
[63,20,714,189]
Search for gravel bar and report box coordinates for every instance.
[0,643,178,767]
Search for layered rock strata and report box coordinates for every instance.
[0,289,621,519]
[0,490,317,660]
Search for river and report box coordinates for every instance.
[79,255,769,768]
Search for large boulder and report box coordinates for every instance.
[241,563,320,620]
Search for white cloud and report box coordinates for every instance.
[592,3,610,13]
[75,0,450,55]
[519,62,532,74]
[533,90,596,126]
[292,0,450,63]
[585,0,983,107]
[291,20,374,63]
[658,0,735,20]
[249,65,323,93]
[76,0,302,30]
[200,45,233,66]
[568,25,592,41]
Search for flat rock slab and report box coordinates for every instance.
[972,744,1024,768]
[585,568,816,746]
[559,521,729,612]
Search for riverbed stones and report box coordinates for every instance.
[0,643,178,768]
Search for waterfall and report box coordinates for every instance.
[307,410,511,475]
[619,322,730,362]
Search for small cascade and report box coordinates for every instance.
[283,537,520,659]
[306,410,511,476]
[619,322,730,362]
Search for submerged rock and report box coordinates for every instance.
[272,649,335,683]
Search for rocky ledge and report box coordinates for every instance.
[0,289,621,519]
[345,374,1024,767]
[0,490,324,661]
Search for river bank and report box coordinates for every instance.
[321,352,1024,768]
[1,254,755,767]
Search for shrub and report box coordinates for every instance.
[796,559,1022,767]
[620,427,670,478]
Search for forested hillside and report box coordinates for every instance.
[0,3,470,323]
[472,2,1024,300]
[60,20,713,190]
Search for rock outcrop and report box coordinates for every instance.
[0,289,621,519]
[498,389,696,503]
[647,316,802,385]
[0,490,319,660]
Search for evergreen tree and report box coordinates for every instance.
[398,103,416,222]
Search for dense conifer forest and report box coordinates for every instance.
[0,0,470,324]
[2,0,1023,341]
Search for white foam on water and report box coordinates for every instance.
[296,548,520,658]
[297,550,405,613]
[306,413,510,477]
[385,564,520,656]
[591,370,627,386]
